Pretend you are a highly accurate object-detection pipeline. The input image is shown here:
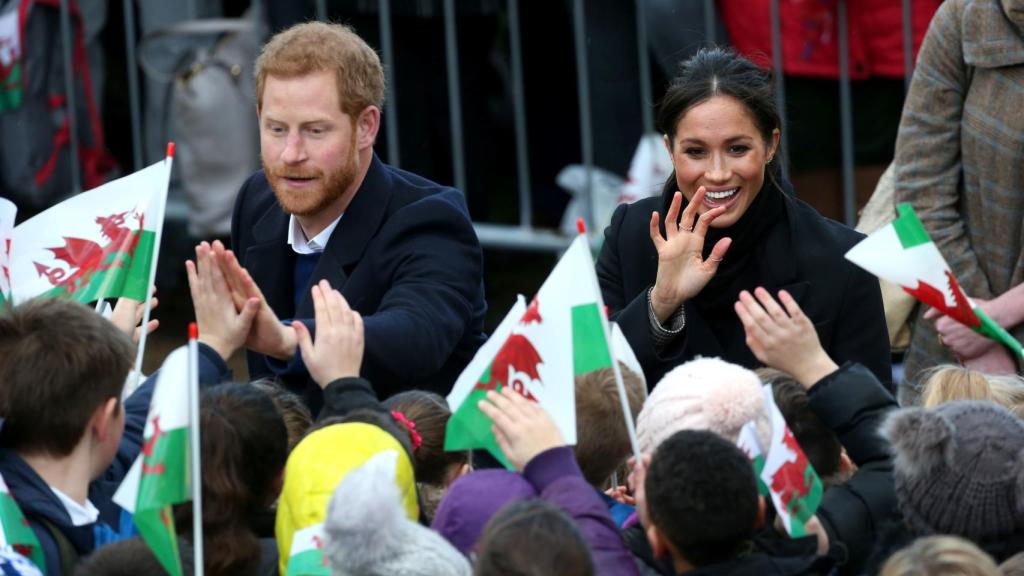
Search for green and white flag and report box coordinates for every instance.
[736,421,768,497]
[0,474,44,571]
[846,203,1023,357]
[286,523,330,576]
[445,235,613,467]
[0,197,14,304]
[9,153,171,305]
[113,346,192,576]
[760,386,823,538]
[0,8,23,112]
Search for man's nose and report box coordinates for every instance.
[281,133,307,164]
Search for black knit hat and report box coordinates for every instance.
[881,400,1024,543]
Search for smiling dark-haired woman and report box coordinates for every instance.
[597,47,891,389]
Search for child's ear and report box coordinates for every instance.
[838,450,855,475]
[93,398,121,442]
[646,523,668,560]
[755,495,767,529]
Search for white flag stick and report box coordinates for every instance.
[131,143,173,389]
[606,324,642,463]
[571,226,642,463]
[188,322,204,576]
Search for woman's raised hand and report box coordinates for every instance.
[648,187,732,323]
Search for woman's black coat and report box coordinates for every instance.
[596,188,892,389]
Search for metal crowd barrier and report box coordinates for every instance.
[54,0,920,247]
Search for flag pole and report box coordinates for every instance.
[188,322,204,576]
[132,142,174,389]
[575,221,642,462]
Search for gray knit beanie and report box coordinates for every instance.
[881,400,1024,543]
[324,450,471,576]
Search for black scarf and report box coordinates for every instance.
[660,174,787,346]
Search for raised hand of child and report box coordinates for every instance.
[478,386,564,472]
[293,279,364,387]
[111,285,159,344]
[735,287,838,389]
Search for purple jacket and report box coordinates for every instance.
[522,447,640,576]
[433,446,638,575]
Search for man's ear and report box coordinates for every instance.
[356,106,381,150]
[92,398,121,443]
[755,495,767,529]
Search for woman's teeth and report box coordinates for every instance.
[705,188,738,200]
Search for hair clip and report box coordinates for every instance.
[391,410,423,451]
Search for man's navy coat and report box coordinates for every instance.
[231,155,488,411]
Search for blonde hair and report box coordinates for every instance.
[880,536,1001,576]
[254,21,385,117]
[921,365,1024,416]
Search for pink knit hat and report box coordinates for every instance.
[636,357,770,454]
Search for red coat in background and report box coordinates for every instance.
[717,0,942,79]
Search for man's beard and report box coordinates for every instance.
[266,136,360,218]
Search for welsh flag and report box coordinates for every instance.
[0,474,44,571]
[445,235,612,467]
[286,523,330,576]
[113,346,192,576]
[0,197,14,304]
[846,203,1024,357]
[9,151,172,305]
[0,8,22,112]
[760,386,823,537]
[736,421,769,497]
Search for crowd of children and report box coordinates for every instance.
[1,269,1023,575]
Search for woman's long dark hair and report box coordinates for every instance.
[657,47,783,197]
[176,383,289,575]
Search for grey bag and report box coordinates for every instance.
[139,16,261,238]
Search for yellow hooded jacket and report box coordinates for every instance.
[275,422,418,574]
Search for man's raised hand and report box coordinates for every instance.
[209,240,298,361]
[186,242,259,360]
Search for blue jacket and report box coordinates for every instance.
[231,155,488,413]
[0,343,231,575]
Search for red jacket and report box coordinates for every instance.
[717,0,942,79]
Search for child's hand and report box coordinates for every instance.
[735,287,838,389]
[627,453,652,525]
[293,280,364,387]
[478,386,564,472]
[110,287,159,344]
[604,485,635,506]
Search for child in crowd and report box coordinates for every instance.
[324,451,469,575]
[175,384,288,576]
[920,365,1024,417]
[434,386,639,575]
[0,297,233,576]
[474,499,595,576]
[382,391,471,523]
[871,401,1024,569]
[879,536,1001,576]
[639,429,835,574]
[573,364,646,526]
[736,287,900,574]
[251,380,313,452]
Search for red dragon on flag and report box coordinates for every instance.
[32,211,144,295]
[475,297,544,401]
[770,427,816,517]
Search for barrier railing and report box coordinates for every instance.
[53,0,920,248]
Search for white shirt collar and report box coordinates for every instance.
[49,487,99,527]
[287,213,343,255]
